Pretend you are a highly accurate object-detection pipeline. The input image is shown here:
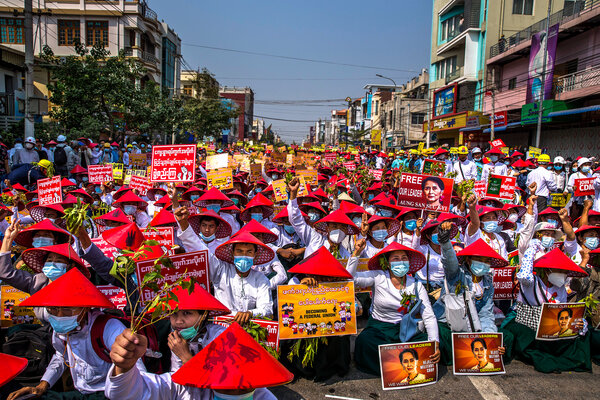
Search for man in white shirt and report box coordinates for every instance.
[526,154,557,211]
[481,147,508,182]
[453,146,477,183]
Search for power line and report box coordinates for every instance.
[254,115,318,123]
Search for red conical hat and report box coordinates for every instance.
[0,353,28,386]
[485,147,504,156]
[153,195,172,209]
[102,223,144,251]
[181,186,205,201]
[70,188,94,204]
[15,219,71,247]
[511,159,528,168]
[11,183,28,192]
[233,219,278,244]
[475,206,507,224]
[437,212,468,228]
[366,182,383,193]
[374,198,403,214]
[272,207,309,224]
[298,201,327,216]
[19,268,114,308]
[339,201,366,217]
[60,178,77,188]
[30,203,65,223]
[366,215,401,238]
[533,248,588,277]
[25,200,39,212]
[367,242,426,274]
[61,194,78,207]
[188,210,232,239]
[149,208,178,228]
[25,189,38,201]
[219,204,241,215]
[215,232,274,265]
[171,322,293,389]
[310,188,329,202]
[457,238,508,267]
[224,189,248,206]
[146,187,167,202]
[502,203,526,218]
[113,191,148,209]
[313,209,360,236]
[195,187,234,208]
[433,147,449,157]
[240,193,274,222]
[170,282,230,316]
[478,197,504,209]
[288,247,351,278]
[112,186,131,201]
[70,165,87,175]
[94,208,131,226]
[22,243,89,277]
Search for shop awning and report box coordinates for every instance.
[459,126,482,132]
[548,105,600,117]
[483,122,522,134]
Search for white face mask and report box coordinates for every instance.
[507,213,519,223]
[547,272,567,287]
[328,229,346,244]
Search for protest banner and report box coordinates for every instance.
[486,175,516,200]
[1,286,40,327]
[250,163,262,182]
[207,168,233,190]
[150,144,196,183]
[123,169,132,185]
[550,193,572,208]
[277,281,356,339]
[97,285,127,310]
[130,154,147,169]
[143,226,174,247]
[206,153,229,170]
[88,165,114,184]
[369,169,384,181]
[492,267,517,300]
[213,316,279,351]
[136,250,210,305]
[297,170,318,186]
[37,176,62,206]
[452,333,505,375]
[129,175,152,196]
[528,146,542,159]
[421,159,446,177]
[343,161,356,171]
[536,302,586,340]
[574,178,595,197]
[325,153,336,162]
[397,173,454,212]
[490,138,506,148]
[112,163,124,180]
[379,341,438,390]
[272,179,289,203]
[473,180,487,199]
[272,152,286,163]
[297,176,309,198]
[286,154,294,166]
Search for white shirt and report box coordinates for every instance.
[526,166,558,197]
[252,259,288,289]
[464,229,508,260]
[594,174,600,212]
[414,244,444,284]
[453,159,477,183]
[481,162,508,182]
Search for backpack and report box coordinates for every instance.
[54,146,68,166]
[2,324,54,385]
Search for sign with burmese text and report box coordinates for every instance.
[379,341,438,390]
[37,176,62,206]
[486,174,516,200]
[277,281,356,339]
[452,333,505,375]
[213,316,279,351]
[536,302,586,341]
[88,165,114,184]
[136,250,209,305]
[143,226,174,247]
[397,173,453,212]
[150,144,196,182]
[97,285,127,311]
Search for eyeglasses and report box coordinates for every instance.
[46,307,84,317]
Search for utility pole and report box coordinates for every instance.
[535,0,553,148]
[486,90,496,141]
[426,88,431,148]
[24,0,35,139]
[406,103,411,149]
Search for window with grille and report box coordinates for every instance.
[508,77,517,90]
[0,18,24,44]
[86,21,108,47]
[58,20,80,46]
[513,0,534,15]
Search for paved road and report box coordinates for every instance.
[270,361,598,399]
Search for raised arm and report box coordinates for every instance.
[466,194,480,237]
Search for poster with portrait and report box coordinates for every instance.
[379,341,438,390]
[452,333,505,375]
[397,173,454,212]
[207,169,233,191]
[536,302,586,341]
[272,179,289,203]
[1,286,40,327]
[277,281,356,340]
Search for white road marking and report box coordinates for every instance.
[468,376,510,400]
[325,395,364,400]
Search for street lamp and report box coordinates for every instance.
[376,73,397,88]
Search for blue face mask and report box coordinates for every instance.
[546,219,558,228]
[33,237,54,248]
[404,219,417,232]
[554,165,562,171]
[430,233,439,245]
[250,213,263,222]
[48,313,80,334]
[283,225,295,235]
[190,194,200,202]
[352,216,362,226]
[255,188,262,193]
[470,260,491,277]
[585,237,599,250]
[123,205,137,216]
[581,166,591,173]
[308,212,319,222]
[42,261,67,280]
[372,229,388,242]
[200,232,215,243]
[213,391,255,400]
[206,204,221,213]
[541,236,555,249]
[179,325,199,341]
[377,209,393,218]
[482,220,498,233]
[232,198,240,206]
[95,187,102,194]
[233,256,253,273]
[389,260,410,277]
[368,194,375,201]
[572,167,578,172]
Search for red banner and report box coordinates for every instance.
[150,144,196,182]
[489,138,506,148]
[574,178,595,197]
[37,176,62,206]
[492,111,508,128]
[129,175,152,196]
[88,165,114,184]
[325,153,336,162]
[135,250,210,305]
[343,162,356,171]
[492,267,516,300]
[213,316,279,350]
[143,226,174,247]
[97,285,127,310]
[485,174,516,200]
[474,180,487,199]
[397,173,454,212]
[369,169,384,181]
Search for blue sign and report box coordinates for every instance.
[434,85,456,117]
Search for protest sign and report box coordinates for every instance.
[250,163,262,182]
[150,144,196,183]
[206,153,229,170]
[422,159,446,177]
[130,154,147,169]
[343,161,356,171]
[325,153,336,162]
[369,169,384,181]
[528,146,542,158]
[272,179,288,203]
[143,226,174,247]
[297,176,310,198]
[297,170,318,186]
[379,341,438,390]
[397,173,454,212]
[88,165,114,184]
[286,154,294,166]
[37,176,62,206]
[1,286,40,327]
[272,152,286,163]
[550,193,572,208]
[90,237,120,261]
[97,285,127,310]
[486,174,516,200]
[452,333,505,375]
[536,302,586,340]
[574,178,595,197]
[473,180,487,199]
[490,139,506,148]
[136,250,210,305]
[112,163,124,180]
[207,168,233,190]
[213,316,279,351]
[277,281,356,340]
[129,175,152,196]
[492,267,517,300]
[123,169,132,185]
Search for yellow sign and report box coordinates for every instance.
[206,154,229,170]
[297,176,309,198]
[130,154,147,168]
[500,147,510,156]
[250,163,262,182]
[272,179,289,203]
[371,129,382,146]
[207,169,233,190]
[297,170,318,186]
[112,163,124,180]
[1,286,40,327]
[417,142,425,153]
[277,281,357,339]
[286,154,294,166]
[124,169,132,185]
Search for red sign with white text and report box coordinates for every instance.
[37,176,62,206]
[143,226,174,247]
[97,285,127,310]
[88,165,114,184]
[150,144,196,182]
[574,178,595,197]
[490,138,506,148]
[486,175,516,200]
[492,111,508,128]
[397,173,453,212]
[369,169,384,181]
[213,316,279,350]
[129,175,152,196]
[343,162,356,171]
[492,267,516,300]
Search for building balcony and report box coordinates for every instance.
[445,66,464,84]
[437,27,481,56]
[555,64,600,100]
[123,47,159,67]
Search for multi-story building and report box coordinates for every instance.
[180,69,220,98]
[219,86,254,141]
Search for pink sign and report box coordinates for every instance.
[129,175,152,196]
[343,162,356,171]
[397,173,454,212]
[150,144,196,182]
[474,180,487,199]
[37,176,62,206]
[88,165,114,184]
[369,169,384,181]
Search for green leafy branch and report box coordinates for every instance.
[288,337,328,367]
[578,294,599,319]
[63,198,90,234]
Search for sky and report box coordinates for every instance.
[151,0,433,144]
